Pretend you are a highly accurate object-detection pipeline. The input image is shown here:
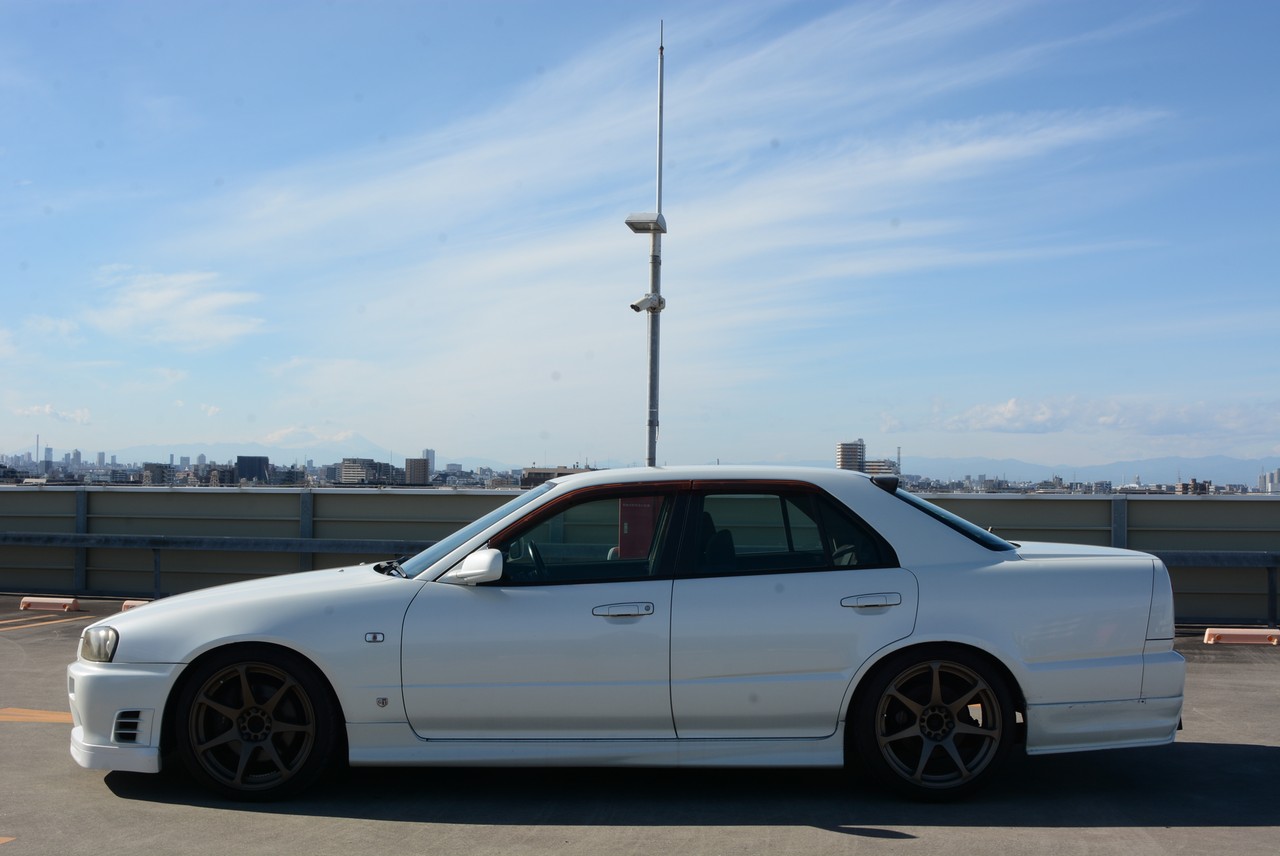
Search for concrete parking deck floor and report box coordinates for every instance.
[1,595,1277,856]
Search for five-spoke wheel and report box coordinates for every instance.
[852,647,1014,800]
[174,646,337,800]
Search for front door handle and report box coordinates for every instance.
[592,602,655,617]
[841,592,903,609]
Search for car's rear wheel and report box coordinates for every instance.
[851,647,1014,800]
[174,645,338,800]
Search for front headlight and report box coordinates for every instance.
[79,626,119,663]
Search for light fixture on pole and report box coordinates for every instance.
[627,24,666,468]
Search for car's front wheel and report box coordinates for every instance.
[173,645,338,800]
[851,647,1014,800]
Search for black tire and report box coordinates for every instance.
[173,645,339,800]
[851,646,1014,800]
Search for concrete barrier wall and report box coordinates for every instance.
[1,486,1277,623]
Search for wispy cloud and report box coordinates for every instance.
[14,403,91,424]
[84,267,264,350]
[918,396,1280,442]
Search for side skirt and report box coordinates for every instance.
[346,722,847,768]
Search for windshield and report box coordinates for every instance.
[400,484,554,577]
[891,489,1016,552]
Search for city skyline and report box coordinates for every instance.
[6,431,1279,491]
[3,1,1278,469]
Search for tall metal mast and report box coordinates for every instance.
[625,23,667,468]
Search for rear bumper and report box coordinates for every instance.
[1025,695,1183,755]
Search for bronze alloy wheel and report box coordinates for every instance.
[853,648,1014,800]
[175,646,337,799]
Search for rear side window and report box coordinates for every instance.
[891,489,1015,551]
[690,490,895,577]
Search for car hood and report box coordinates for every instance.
[93,565,424,664]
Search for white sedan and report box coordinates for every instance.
[68,466,1184,800]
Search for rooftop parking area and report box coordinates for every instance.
[2,595,1277,856]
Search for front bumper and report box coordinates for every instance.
[67,659,184,774]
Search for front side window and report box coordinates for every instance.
[691,490,894,576]
[402,483,552,577]
[491,491,675,584]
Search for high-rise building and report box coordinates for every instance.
[404,458,432,485]
[421,448,436,476]
[836,439,867,472]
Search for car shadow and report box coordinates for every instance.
[104,740,1279,833]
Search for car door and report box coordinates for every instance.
[670,484,919,739]
[401,486,682,739]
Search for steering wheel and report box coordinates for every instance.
[526,541,547,580]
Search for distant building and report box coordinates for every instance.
[236,456,270,483]
[836,439,867,472]
[340,458,377,484]
[405,458,432,485]
[206,465,234,486]
[421,449,436,477]
[142,463,174,485]
[864,459,899,477]
[521,465,594,489]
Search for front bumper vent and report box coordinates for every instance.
[112,709,153,745]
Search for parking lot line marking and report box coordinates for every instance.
[0,615,95,633]
[0,615,57,625]
[0,708,73,724]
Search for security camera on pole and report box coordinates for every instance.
[625,24,666,468]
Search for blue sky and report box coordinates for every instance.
[2,0,1277,469]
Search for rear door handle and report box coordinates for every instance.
[841,592,903,609]
[592,602,655,617]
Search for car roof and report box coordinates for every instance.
[547,465,875,491]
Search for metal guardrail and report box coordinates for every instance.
[1151,551,1279,628]
[0,531,433,599]
[0,532,1275,626]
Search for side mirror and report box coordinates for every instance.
[442,548,504,586]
